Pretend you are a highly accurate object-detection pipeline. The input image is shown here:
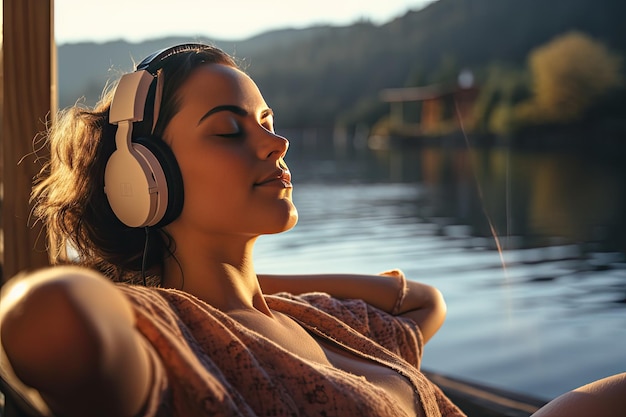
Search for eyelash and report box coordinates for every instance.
[214,118,274,138]
[263,120,275,133]
[217,131,243,139]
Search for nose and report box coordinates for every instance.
[256,128,289,161]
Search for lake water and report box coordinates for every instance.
[254,130,626,401]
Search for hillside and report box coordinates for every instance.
[57,27,330,107]
[57,0,625,129]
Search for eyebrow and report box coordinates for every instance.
[197,105,248,125]
[197,105,275,126]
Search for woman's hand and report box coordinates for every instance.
[258,270,447,343]
[0,266,152,417]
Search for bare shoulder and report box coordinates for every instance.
[1,265,128,312]
[0,266,135,371]
[0,266,151,417]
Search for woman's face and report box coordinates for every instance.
[162,63,298,242]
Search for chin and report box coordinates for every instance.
[283,212,299,232]
[266,207,299,235]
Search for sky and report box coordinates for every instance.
[55,0,436,44]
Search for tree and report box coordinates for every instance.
[525,31,622,123]
[471,63,530,135]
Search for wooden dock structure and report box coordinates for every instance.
[1,0,55,282]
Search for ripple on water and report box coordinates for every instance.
[255,183,626,399]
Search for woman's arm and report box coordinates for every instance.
[0,266,152,417]
[531,372,626,417]
[258,270,447,343]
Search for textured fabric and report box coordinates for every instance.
[118,285,466,417]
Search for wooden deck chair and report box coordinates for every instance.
[0,343,54,417]
[0,377,50,417]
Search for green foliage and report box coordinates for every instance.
[429,54,461,86]
[519,31,623,124]
[246,0,626,129]
[472,64,530,135]
[57,0,626,131]
[473,31,624,135]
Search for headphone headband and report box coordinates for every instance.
[109,43,210,125]
[136,43,211,74]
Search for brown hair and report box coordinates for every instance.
[31,44,238,284]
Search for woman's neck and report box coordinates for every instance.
[161,234,271,315]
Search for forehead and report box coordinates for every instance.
[176,63,266,112]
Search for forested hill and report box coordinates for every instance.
[58,0,625,129]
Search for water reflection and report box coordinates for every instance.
[370,145,626,252]
[260,130,626,399]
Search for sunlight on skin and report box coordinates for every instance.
[0,278,34,315]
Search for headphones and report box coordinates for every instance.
[104,44,205,228]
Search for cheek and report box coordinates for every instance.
[177,151,251,220]
[179,177,239,231]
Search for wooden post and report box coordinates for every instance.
[1,0,56,281]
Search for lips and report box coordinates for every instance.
[255,168,292,188]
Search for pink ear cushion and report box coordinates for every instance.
[134,136,184,227]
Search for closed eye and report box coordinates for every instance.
[262,122,274,133]
[261,109,275,133]
[216,131,243,138]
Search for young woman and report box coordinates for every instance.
[0,43,623,417]
[0,43,459,417]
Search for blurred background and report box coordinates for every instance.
[53,0,626,403]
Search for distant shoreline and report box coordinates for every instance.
[369,122,626,159]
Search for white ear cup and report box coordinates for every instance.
[104,143,168,228]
